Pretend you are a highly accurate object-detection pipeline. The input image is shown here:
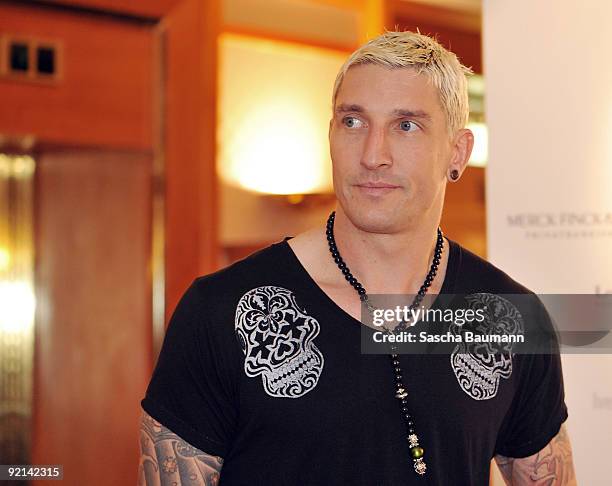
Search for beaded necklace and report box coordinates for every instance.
[325,210,444,476]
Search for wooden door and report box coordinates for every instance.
[32,150,153,485]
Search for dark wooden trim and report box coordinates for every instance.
[14,0,162,24]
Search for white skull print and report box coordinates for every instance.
[234,286,324,398]
[450,293,524,400]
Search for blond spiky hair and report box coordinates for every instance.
[332,29,473,137]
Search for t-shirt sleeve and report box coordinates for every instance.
[494,299,569,458]
[141,277,240,458]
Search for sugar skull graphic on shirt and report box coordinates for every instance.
[450,293,524,400]
[235,286,324,398]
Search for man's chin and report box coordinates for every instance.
[343,205,410,235]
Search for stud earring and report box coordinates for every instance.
[449,169,460,181]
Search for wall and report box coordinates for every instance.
[484,0,612,484]
[0,2,154,150]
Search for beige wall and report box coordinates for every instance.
[484,0,612,484]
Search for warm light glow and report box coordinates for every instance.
[0,154,35,178]
[0,247,10,271]
[0,280,35,335]
[218,33,346,195]
[467,122,488,167]
[224,100,325,194]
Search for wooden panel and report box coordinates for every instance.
[441,166,486,258]
[0,2,154,150]
[163,0,219,322]
[32,149,152,486]
[393,0,481,33]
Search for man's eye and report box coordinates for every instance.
[342,116,364,128]
[399,120,418,132]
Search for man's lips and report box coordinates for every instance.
[355,182,400,188]
[354,182,400,196]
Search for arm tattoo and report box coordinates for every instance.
[138,410,223,486]
[495,424,577,485]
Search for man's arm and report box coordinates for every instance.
[494,424,577,485]
[138,410,223,486]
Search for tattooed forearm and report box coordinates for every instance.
[138,410,223,486]
[495,424,577,485]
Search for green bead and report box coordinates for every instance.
[410,446,424,459]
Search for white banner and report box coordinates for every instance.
[484,1,612,484]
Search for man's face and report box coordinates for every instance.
[329,63,457,234]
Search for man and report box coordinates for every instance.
[139,31,576,485]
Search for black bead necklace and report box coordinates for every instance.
[325,210,444,476]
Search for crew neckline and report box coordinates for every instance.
[277,234,461,330]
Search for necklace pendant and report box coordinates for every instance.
[395,388,408,399]
[408,436,426,475]
[414,457,427,475]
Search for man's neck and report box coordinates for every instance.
[330,209,445,294]
[287,209,450,297]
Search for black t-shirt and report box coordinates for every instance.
[141,236,568,486]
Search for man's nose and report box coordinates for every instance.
[360,126,392,170]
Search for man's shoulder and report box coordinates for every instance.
[174,240,291,335]
[452,239,534,295]
[191,239,289,300]
[452,240,557,350]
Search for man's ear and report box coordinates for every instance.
[447,128,475,178]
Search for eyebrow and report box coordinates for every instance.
[334,103,432,121]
